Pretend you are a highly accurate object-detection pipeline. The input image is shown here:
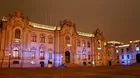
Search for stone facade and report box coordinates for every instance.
[116,41,140,65]
[0,10,109,68]
[107,40,140,66]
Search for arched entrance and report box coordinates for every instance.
[108,61,112,66]
[65,51,70,63]
[136,54,140,63]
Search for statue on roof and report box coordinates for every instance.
[63,18,72,26]
[95,28,100,34]
[15,10,22,18]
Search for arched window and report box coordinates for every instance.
[82,40,86,47]
[48,35,53,44]
[13,47,20,59]
[65,36,70,44]
[40,33,45,43]
[77,39,80,47]
[49,52,53,60]
[40,49,45,60]
[48,49,53,60]
[31,47,36,59]
[32,33,37,42]
[15,29,20,39]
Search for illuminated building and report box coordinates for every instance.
[0,10,108,68]
[108,40,140,65]
[105,41,124,66]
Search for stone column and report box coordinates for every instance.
[0,25,7,67]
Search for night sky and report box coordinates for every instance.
[0,0,140,43]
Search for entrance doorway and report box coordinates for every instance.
[136,54,140,63]
[65,51,70,63]
[40,61,44,67]
[108,61,112,66]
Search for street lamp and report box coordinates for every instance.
[8,53,11,68]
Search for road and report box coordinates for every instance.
[0,65,140,78]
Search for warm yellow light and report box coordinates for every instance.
[29,21,56,30]
[107,41,124,45]
[98,47,101,50]
[92,61,95,64]
[67,44,72,47]
[77,31,95,37]
[118,44,129,48]
[9,53,11,56]
[116,50,119,53]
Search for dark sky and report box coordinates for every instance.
[0,0,140,43]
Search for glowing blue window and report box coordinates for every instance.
[127,55,129,59]
[122,55,124,59]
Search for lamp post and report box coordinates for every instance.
[8,53,11,68]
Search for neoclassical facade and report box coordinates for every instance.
[116,40,140,65]
[106,40,140,66]
[0,10,109,68]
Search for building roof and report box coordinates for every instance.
[107,41,124,45]
[2,16,95,37]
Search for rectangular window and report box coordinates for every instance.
[40,51,45,60]
[122,55,124,59]
[117,55,119,60]
[83,54,86,60]
[12,48,20,59]
[77,54,80,60]
[32,52,35,59]
[126,48,129,52]
[88,55,90,60]
[127,55,129,59]
[49,53,52,59]
[121,49,124,53]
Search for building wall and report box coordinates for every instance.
[0,10,107,68]
[116,42,140,66]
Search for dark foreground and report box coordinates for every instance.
[0,65,140,78]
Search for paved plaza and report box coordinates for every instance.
[0,65,140,78]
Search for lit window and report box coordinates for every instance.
[32,52,35,59]
[136,47,139,51]
[82,40,86,47]
[49,53,52,60]
[77,54,80,60]
[15,29,20,39]
[83,54,86,60]
[116,50,119,53]
[13,47,20,59]
[40,51,45,60]
[31,47,36,59]
[98,53,100,60]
